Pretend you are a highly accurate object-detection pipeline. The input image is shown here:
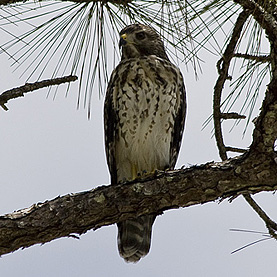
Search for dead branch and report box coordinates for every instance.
[234,53,271,63]
[0,75,78,111]
[221,112,246,120]
[213,10,250,160]
[243,194,277,240]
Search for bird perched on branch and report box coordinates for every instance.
[104,23,186,263]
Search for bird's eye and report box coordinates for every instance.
[136,32,146,40]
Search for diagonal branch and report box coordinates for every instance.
[234,0,277,41]
[243,194,277,240]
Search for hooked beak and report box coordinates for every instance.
[119,33,127,48]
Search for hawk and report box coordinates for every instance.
[104,23,186,262]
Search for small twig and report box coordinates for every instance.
[221,112,246,120]
[243,194,277,241]
[0,75,78,111]
[225,146,247,153]
[234,53,271,63]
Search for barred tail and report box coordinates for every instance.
[117,215,156,263]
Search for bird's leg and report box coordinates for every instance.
[131,164,138,180]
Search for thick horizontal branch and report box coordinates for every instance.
[1,151,277,256]
[0,75,78,111]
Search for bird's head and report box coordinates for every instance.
[119,24,169,60]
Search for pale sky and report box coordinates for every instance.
[0,3,277,276]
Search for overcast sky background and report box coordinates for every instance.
[0,2,277,276]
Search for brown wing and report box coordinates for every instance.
[169,72,187,169]
[104,70,118,184]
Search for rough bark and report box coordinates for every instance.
[0,150,277,256]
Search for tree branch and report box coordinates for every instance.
[243,194,277,240]
[0,151,277,256]
[234,53,271,63]
[225,146,247,153]
[230,0,277,245]
[213,10,250,160]
[213,1,277,242]
[234,0,277,41]
[0,75,78,111]
[220,112,246,120]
